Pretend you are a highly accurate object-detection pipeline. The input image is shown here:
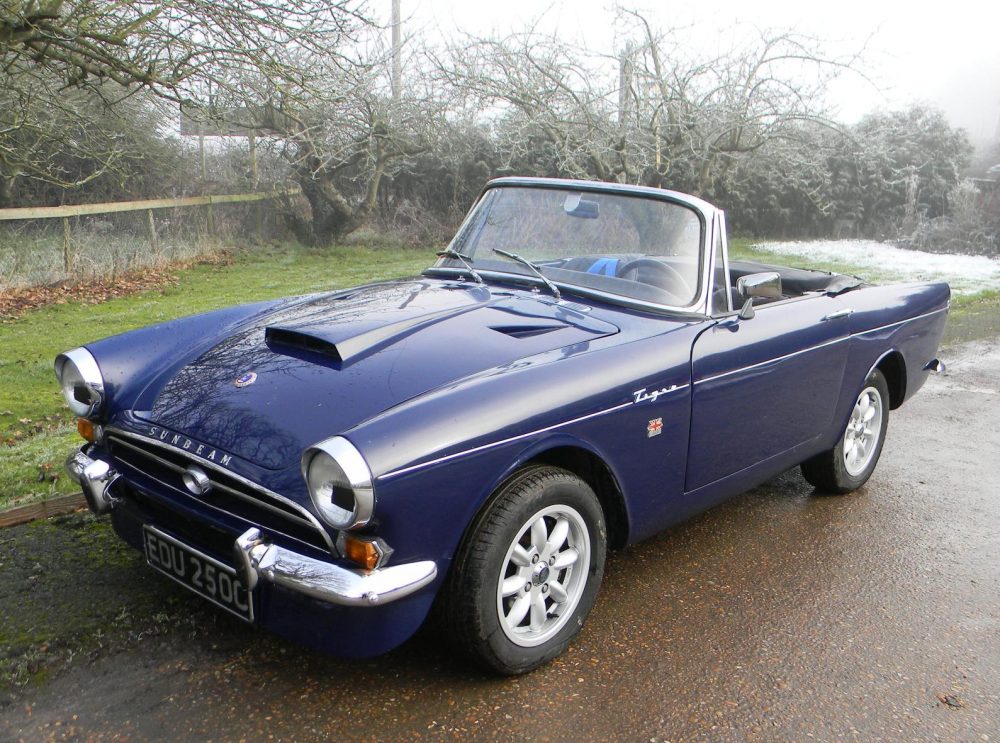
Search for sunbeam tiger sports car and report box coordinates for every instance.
[58,177,949,674]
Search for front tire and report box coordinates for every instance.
[801,369,890,493]
[441,466,607,675]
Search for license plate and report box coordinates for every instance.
[143,525,254,623]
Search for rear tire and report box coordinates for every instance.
[802,369,890,494]
[441,465,607,675]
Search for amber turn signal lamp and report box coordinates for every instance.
[77,417,97,442]
[343,535,382,571]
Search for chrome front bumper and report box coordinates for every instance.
[66,450,122,514]
[66,451,437,608]
[234,528,437,607]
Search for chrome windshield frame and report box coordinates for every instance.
[429,177,722,316]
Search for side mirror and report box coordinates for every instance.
[736,272,782,320]
[563,194,600,219]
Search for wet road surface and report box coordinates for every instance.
[2,340,998,741]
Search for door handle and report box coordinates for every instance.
[822,308,854,321]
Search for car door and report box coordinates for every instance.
[686,295,851,492]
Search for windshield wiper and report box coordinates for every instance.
[491,248,561,301]
[436,248,484,284]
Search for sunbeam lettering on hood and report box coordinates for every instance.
[146,425,235,467]
[135,280,619,470]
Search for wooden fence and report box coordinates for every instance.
[0,188,298,274]
[0,188,296,220]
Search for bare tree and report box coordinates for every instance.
[439,11,863,203]
[0,1,364,97]
[622,11,861,196]
[0,59,183,206]
[1,1,444,242]
[442,32,623,182]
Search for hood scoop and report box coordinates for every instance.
[265,304,480,365]
[139,280,624,471]
[265,326,342,361]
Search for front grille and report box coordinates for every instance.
[107,431,335,555]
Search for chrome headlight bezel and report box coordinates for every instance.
[301,437,375,531]
[54,347,106,420]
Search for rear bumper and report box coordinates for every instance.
[66,450,437,608]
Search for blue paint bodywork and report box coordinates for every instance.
[64,178,950,658]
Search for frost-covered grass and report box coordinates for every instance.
[749,240,1000,296]
[733,237,1000,346]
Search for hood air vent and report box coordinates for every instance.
[490,324,566,339]
[265,327,342,361]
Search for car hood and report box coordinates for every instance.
[133,279,619,469]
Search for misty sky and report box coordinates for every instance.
[405,0,1000,142]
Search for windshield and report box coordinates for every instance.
[438,186,705,308]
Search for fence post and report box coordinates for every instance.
[206,198,216,240]
[146,209,160,257]
[251,134,263,241]
[200,134,216,241]
[62,217,72,273]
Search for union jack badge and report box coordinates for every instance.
[647,418,663,438]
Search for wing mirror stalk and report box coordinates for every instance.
[736,272,782,320]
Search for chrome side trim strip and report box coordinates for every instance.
[107,427,336,554]
[697,335,849,385]
[380,399,641,481]
[852,305,949,336]
[697,305,950,386]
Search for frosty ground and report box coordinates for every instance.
[754,239,1000,296]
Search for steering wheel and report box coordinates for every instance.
[616,258,694,301]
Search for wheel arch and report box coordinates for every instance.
[456,437,631,561]
[871,350,906,409]
[528,445,630,550]
[435,437,618,674]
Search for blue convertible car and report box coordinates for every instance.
[59,178,948,674]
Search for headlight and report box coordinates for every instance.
[54,348,105,419]
[301,437,375,530]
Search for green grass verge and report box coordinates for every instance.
[943,289,1000,347]
[0,243,433,510]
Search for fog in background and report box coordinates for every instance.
[3,0,998,262]
[413,0,1000,143]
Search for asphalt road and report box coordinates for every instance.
[2,340,998,742]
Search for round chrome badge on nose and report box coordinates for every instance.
[234,371,257,388]
[182,466,212,496]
